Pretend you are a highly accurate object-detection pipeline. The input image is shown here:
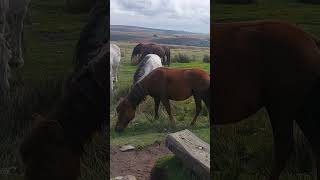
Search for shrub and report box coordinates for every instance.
[203,54,210,63]
[173,53,191,63]
[215,0,256,4]
[121,50,125,58]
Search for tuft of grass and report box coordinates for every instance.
[152,155,202,180]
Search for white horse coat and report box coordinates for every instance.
[133,54,162,84]
[110,43,121,92]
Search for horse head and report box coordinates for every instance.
[19,113,80,180]
[115,97,136,132]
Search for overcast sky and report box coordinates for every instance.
[110,0,210,34]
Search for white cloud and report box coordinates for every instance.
[110,0,210,34]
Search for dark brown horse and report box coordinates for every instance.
[19,1,108,179]
[131,43,171,66]
[212,20,320,180]
[115,67,210,132]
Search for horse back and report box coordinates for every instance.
[144,67,209,101]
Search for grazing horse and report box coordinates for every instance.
[131,43,171,66]
[212,20,320,180]
[110,43,121,92]
[19,1,108,179]
[133,54,162,85]
[115,67,210,132]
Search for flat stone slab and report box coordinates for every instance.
[165,129,210,179]
[119,145,135,152]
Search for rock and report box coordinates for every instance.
[111,175,137,180]
[119,145,135,152]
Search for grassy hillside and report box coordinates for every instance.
[110,25,210,47]
[213,0,320,179]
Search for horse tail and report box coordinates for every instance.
[167,48,170,66]
[199,88,210,110]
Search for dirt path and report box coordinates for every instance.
[110,141,171,180]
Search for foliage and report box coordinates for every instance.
[173,53,191,63]
[203,54,210,63]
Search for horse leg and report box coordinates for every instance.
[268,110,294,180]
[154,97,160,119]
[190,95,202,126]
[161,98,175,125]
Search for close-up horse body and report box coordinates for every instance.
[19,0,109,179]
[133,54,162,85]
[212,20,320,180]
[131,43,170,66]
[116,67,210,132]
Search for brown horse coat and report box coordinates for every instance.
[115,67,209,131]
[131,43,170,66]
[212,20,320,179]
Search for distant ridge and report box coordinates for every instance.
[111,25,209,47]
[111,25,201,35]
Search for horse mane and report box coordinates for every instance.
[133,57,148,84]
[127,82,147,107]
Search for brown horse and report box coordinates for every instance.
[115,67,210,132]
[212,20,320,180]
[19,1,108,179]
[131,43,170,66]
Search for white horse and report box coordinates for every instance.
[133,54,162,85]
[110,43,121,93]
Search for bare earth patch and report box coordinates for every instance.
[110,142,171,180]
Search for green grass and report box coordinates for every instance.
[213,0,320,179]
[152,155,203,180]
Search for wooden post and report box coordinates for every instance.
[165,129,210,179]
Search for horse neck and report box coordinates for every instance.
[128,82,147,107]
